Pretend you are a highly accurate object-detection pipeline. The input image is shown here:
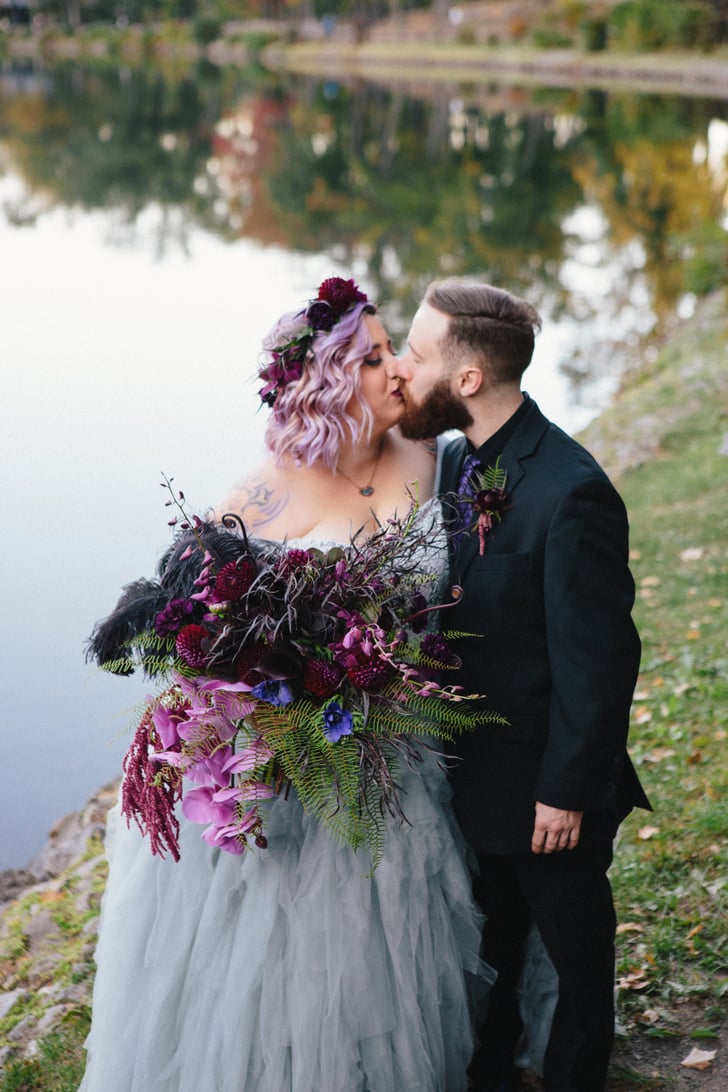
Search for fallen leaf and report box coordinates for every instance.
[686,630,700,640]
[618,968,650,991]
[680,547,704,562]
[616,922,645,935]
[644,747,676,764]
[680,1046,716,1070]
[633,707,653,724]
[641,575,661,586]
[638,826,660,840]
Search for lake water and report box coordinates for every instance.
[2,62,726,869]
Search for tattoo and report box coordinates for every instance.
[421,437,439,460]
[226,482,288,530]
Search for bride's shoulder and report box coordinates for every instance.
[214,457,294,537]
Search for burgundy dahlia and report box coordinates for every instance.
[276,548,313,578]
[317,277,368,315]
[211,558,257,603]
[346,657,394,693]
[175,624,209,670]
[303,658,345,698]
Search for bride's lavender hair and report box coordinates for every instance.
[262,300,377,470]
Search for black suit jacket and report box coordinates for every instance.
[441,398,650,854]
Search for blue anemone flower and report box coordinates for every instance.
[251,679,294,706]
[322,701,354,743]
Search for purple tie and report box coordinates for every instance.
[452,453,483,549]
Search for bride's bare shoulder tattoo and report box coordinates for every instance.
[222,480,288,530]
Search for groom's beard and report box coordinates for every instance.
[398,378,473,440]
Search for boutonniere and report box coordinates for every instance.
[458,457,508,555]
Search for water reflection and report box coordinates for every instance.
[2,60,727,868]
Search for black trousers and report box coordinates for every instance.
[468,844,616,1092]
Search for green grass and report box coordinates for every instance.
[580,289,728,1031]
[0,1013,90,1092]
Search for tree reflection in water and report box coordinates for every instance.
[2,60,727,393]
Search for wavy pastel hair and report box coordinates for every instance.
[260,300,377,470]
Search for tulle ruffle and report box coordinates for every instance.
[80,754,494,1092]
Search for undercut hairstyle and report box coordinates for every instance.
[263,301,376,470]
[424,280,542,385]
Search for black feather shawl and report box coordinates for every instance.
[85,520,252,674]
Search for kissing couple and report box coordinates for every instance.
[82,275,651,1092]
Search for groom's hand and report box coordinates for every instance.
[531,803,583,854]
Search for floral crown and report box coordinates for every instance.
[258,277,369,408]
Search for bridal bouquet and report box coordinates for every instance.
[90,488,503,866]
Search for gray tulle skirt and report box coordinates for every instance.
[79,756,496,1092]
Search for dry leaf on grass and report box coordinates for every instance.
[680,1046,716,1070]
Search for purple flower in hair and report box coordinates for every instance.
[306,300,338,331]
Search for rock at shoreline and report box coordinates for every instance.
[0,781,119,1066]
[0,781,119,907]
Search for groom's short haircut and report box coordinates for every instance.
[425,280,542,385]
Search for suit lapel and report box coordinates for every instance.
[448,399,550,581]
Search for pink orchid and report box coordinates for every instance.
[200,808,260,854]
[222,739,274,774]
[181,785,238,826]
[185,745,233,788]
[151,705,188,750]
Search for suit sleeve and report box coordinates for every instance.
[534,476,641,811]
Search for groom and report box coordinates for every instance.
[395,280,651,1092]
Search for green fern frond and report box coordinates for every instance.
[251,703,397,862]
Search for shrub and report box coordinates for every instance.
[610,0,715,52]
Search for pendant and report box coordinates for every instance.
[359,486,374,497]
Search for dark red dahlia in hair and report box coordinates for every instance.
[176,624,209,670]
[316,277,368,315]
[303,658,345,698]
[211,558,257,603]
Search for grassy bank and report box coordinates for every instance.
[583,290,728,1055]
[1,292,726,1088]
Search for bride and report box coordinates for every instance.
[80,277,494,1092]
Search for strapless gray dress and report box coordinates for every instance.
[79,501,498,1091]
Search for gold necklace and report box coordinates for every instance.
[337,439,384,497]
